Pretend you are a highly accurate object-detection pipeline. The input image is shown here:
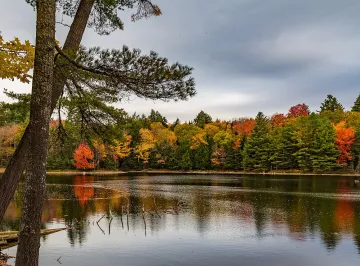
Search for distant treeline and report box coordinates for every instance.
[2,94,360,173]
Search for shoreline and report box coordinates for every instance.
[1,168,360,177]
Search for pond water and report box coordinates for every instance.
[2,174,360,266]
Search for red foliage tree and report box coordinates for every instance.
[73,142,95,170]
[334,122,355,165]
[287,104,310,118]
[271,113,287,127]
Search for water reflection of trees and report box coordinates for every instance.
[2,175,360,253]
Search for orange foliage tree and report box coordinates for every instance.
[334,122,355,165]
[73,142,95,170]
[271,113,287,127]
[232,118,256,137]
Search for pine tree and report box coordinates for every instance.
[310,117,339,172]
[351,123,360,172]
[352,94,360,112]
[192,144,211,170]
[194,110,212,128]
[292,115,315,172]
[242,112,271,171]
[179,149,192,170]
[320,94,344,112]
[149,109,168,127]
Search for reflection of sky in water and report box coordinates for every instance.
[2,174,360,266]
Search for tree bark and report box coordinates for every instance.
[15,1,56,265]
[0,0,95,222]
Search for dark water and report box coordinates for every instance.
[2,174,360,266]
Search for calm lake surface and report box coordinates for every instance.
[2,174,360,266]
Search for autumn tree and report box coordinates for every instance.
[271,113,287,127]
[134,128,156,165]
[0,34,34,83]
[334,122,355,166]
[232,118,256,137]
[0,124,23,166]
[0,0,196,222]
[92,139,106,168]
[211,130,235,169]
[288,104,310,118]
[320,94,344,113]
[73,142,95,170]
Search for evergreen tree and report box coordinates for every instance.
[170,118,181,130]
[292,115,315,172]
[149,109,168,127]
[192,144,211,170]
[194,110,212,128]
[179,149,192,170]
[242,112,272,171]
[351,123,360,172]
[320,94,344,112]
[352,94,360,112]
[310,117,339,172]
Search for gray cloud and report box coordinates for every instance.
[1,0,360,121]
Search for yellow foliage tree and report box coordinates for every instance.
[190,132,208,150]
[112,134,132,159]
[92,139,106,167]
[0,35,34,83]
[135,129,156,164]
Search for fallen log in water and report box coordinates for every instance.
[0,228,68,248]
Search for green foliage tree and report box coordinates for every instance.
[0,90,31,126]
[179,148,192,170]
[351,123,360,172]
[242,112,272,171]
[352,94,360,112]
[310,117,339,172]
[320,94,344,113]
[194,110,212,128]
[149,109,168,127]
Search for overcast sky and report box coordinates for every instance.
[1,0,360,122]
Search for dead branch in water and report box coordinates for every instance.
[97,214,105,223]
[142,203,147,236]
[153,197,161,219]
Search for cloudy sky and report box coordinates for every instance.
[1,0,360,122]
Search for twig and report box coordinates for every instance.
[57,256,62,264]
[97,214,105,223]
[96,222,105,235]
[56,21,71,28]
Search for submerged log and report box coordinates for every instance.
[0,228,68,248]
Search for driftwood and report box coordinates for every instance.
[0,228,68,248]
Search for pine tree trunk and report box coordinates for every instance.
[0,0,95,222]
[15,1,56,265]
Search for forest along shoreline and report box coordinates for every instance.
[2,168,360,177]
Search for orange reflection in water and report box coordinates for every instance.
[73,175,95,207]
[335,179,354,232]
